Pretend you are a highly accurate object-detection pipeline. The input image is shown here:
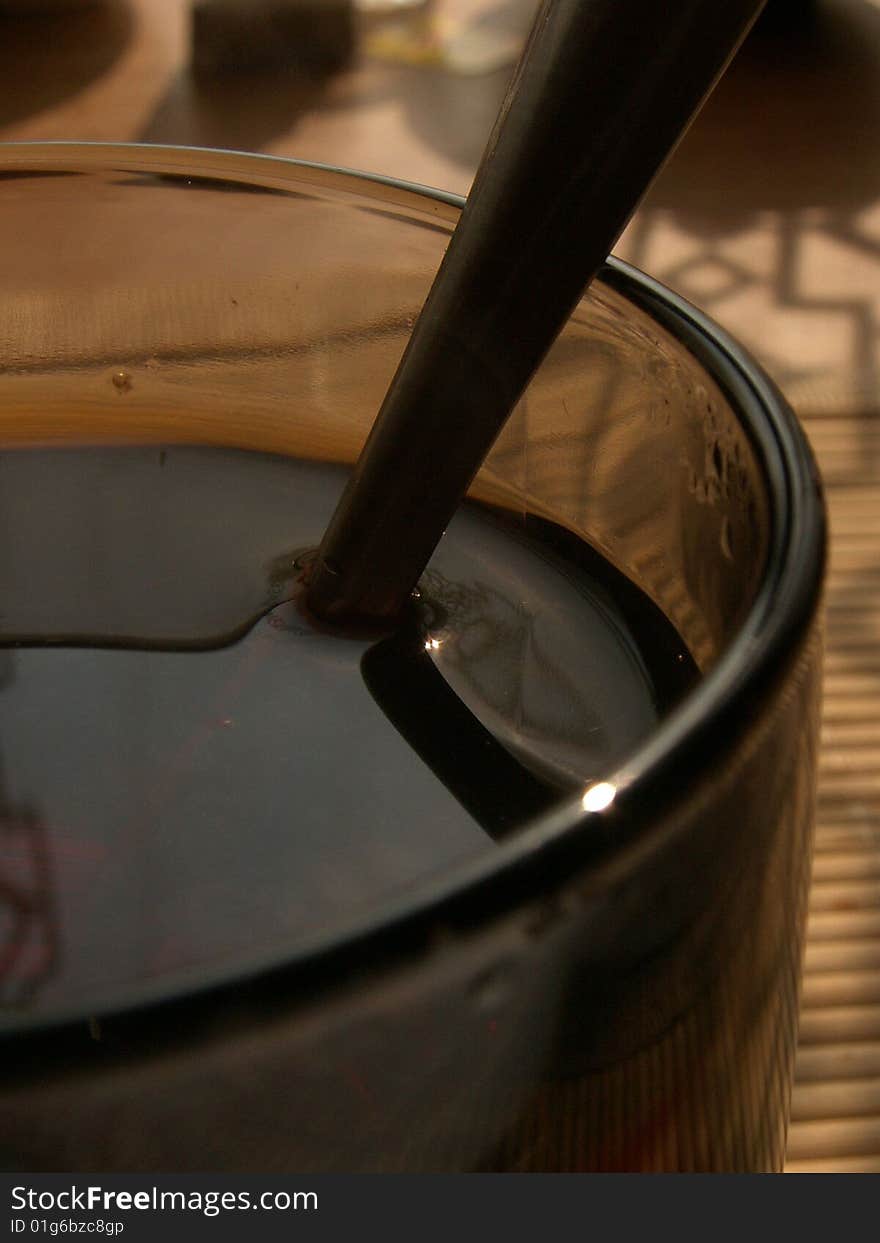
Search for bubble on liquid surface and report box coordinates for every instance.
[111,369,132,393]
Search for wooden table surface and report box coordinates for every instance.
[2,0,878,1172]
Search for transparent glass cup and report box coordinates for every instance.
[0,145,825,1171]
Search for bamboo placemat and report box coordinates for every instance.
[783,411,880,1173]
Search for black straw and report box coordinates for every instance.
[308,0,767,625]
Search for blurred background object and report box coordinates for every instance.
[0,0,877,1172]
[192,0,356,75]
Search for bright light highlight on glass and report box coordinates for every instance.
[582,782,616,813]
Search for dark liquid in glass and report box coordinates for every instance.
[0,444,696,1026]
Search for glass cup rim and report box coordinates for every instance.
[0,143,827,1043]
